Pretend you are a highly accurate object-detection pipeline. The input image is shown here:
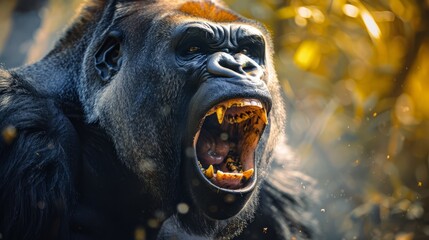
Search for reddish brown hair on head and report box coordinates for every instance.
[179,1,239,22]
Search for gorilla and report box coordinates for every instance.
[0,0,317,239]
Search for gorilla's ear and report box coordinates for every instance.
[95,30,123,82]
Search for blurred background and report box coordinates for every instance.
[1,0,428,239]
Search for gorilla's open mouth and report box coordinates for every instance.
[194,98,268,190]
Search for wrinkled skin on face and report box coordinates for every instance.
[0,1,317,240]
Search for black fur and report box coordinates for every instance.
[0,0,318,239]
[0,72,77,239]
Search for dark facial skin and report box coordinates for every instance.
[172,21,273,141]
[174,22,266,75]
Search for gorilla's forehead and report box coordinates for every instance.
[177,1,239,22]
[174,22,263,35]
[116,1,268,38]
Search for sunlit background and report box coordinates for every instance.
[1,0,429,239]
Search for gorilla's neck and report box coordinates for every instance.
[14,44,86,108]
[14,46,84,112]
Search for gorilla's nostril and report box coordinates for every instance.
[234,54,263,78]
[219,59,243,74]
[242,62,257,73]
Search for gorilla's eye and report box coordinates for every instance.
[239,47,249,55]
[237,44,264,64]
[188,46,200,53]
[177,43,205,57]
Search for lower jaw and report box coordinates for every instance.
[182,151,258,220]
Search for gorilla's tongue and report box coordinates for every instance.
[196,128,230,166]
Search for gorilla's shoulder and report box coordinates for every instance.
[0,70,76,140]
[0,69,79,239]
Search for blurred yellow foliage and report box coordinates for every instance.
[293,40,321,70]
[406,40,429,120]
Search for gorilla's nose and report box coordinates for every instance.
[207,52,263,79]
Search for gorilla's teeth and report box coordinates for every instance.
[205,98,266,125]
[225,112,253,124]
[203,167,254,182]
[236,113,250,123]
[242,168,254,180]
[216,170,243,181]
[226,99,263,109]
[205,165,214,178]
[216,107,226,124]
[259,109,268,124]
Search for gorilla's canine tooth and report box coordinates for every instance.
[242,168,254,180]
[216,107,225,124]
[260,109,268,125]
[205,165,214,178]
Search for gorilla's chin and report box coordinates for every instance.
[183,95,271,220]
